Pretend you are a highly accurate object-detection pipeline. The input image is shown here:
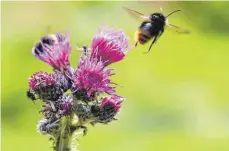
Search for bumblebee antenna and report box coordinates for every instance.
[166,10,181,18]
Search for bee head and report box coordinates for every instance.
[150,13,166,22]
[41,36,55,45]
[40,33,65,46]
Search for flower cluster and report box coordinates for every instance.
[27,27,130,151]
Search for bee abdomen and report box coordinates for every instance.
[138,34,151,44]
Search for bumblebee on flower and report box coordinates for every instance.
[27,26,131,151]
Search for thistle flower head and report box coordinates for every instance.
[73,103,94,120]
[29,72,66,101]
[53,73,71,91]
[37,118,59,135]
[101,96,123,112]
[96,96,124,124]
[32,32,71,72]
[90,26,130,66]
[37,119,49,135]
[29,72,55,89]
[72,57,115,99]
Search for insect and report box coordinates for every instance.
[32,33,65,57]
[124,7,190,53]
[26,89,37,101]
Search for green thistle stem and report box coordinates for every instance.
[56,116,72,151]
[55,113,81,151]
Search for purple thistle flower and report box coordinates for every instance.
[90,26,130,66]
[101,96,123,112]
[95,96,124,124]
[72,57,115,99]
[32,32,71,72]
[29,72,66,101]
[29,72,56,89]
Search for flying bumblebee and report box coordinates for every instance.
[124,7,190,53]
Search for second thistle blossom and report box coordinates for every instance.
[101,96,123,112]
[90,26,131,66]
[72,57,116,101]
[28,72,69,101]
[91,96,124,125]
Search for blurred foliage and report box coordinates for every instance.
[2,1,229,151]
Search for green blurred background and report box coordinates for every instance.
[2,1,229,151]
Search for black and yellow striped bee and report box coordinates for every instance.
[32,33,65,56]
[124,7,190,53]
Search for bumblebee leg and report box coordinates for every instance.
[135,42,138,47]
[144,36,158,54]
[144,30,164,54]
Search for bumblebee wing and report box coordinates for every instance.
[123,7,150,21]
[166,23,191,34]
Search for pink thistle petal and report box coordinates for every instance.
[101,96,124,112]
[31,32,71,72]
[72,56,115,97]
[90,26,131,66]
